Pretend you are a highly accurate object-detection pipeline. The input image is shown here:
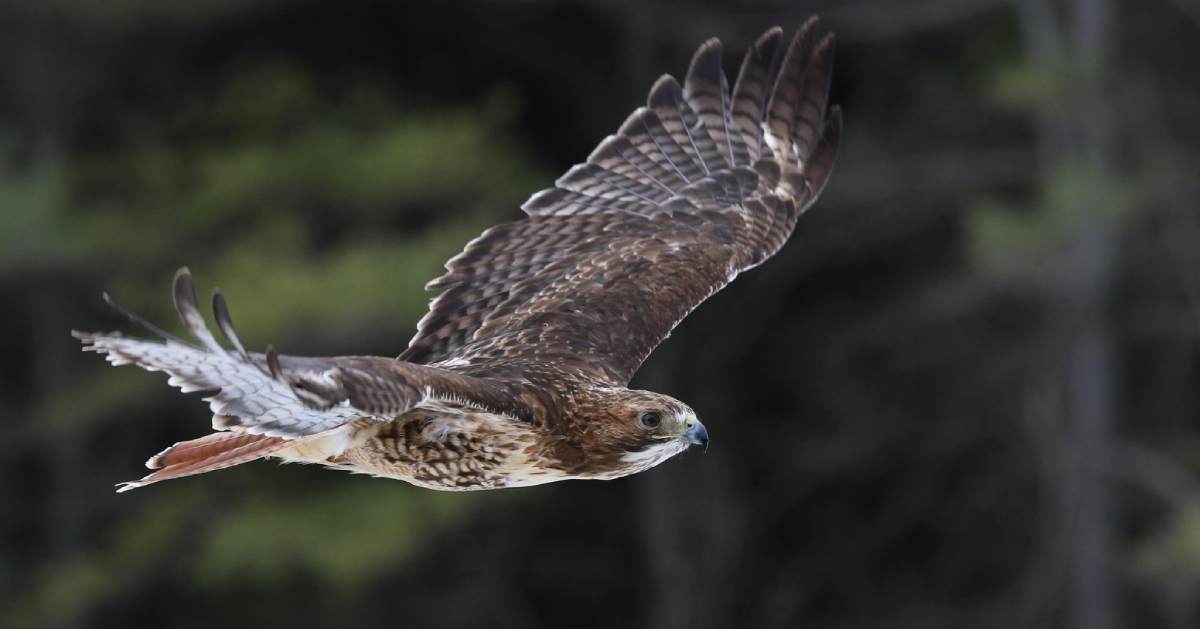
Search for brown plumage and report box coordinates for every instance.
[74,18,841,492]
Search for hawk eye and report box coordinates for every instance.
[639,411,662,428]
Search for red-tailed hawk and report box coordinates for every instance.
[75,18,840,492]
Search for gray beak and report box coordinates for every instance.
[683,420,709,452]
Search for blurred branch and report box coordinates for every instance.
[1011,3,1122,629]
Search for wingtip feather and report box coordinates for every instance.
[96,289,196,348]
[688,37,723,69]
[173,267,225,353]
[756,26,784,50]
[265,345,286,384]
[212,288,249,359]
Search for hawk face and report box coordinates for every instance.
[574,388,708,478]
[630,397,708,452]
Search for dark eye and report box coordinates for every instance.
[639,411,662,428]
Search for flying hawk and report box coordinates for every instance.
[75,18,841,492]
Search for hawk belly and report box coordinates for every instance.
[313,407,567,491]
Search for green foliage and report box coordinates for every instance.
[966,164,1137,270]
[0,146,69,271]
[69,61,543,266]
[967,54,1139,271]
[50,59,550,341]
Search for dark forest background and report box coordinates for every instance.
[1,0,1198,627]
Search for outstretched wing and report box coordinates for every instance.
[77,269,533,490]
[78,270,532,439]
[402,19,841,385]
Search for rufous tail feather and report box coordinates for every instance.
[118,432,308,492]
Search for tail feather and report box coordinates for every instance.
[148,431,282,469]
[119,432,303,492]
[75,268,372,491]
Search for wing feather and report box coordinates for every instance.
[586,134,680,196]
[647,75,716,176]
[762,18,821,164]
[683,38,745,169]
[403,19,841,383]
[556,162,671,206]
[78,269,532,439]
[731,27,784,162]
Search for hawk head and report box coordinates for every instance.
[571,388,708,477]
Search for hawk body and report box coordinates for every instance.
[76,18,841,492]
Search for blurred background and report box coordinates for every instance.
[0,0,1197,627]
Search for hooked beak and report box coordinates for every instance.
[683,420,709,452]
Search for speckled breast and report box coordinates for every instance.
[327,409,566,491]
